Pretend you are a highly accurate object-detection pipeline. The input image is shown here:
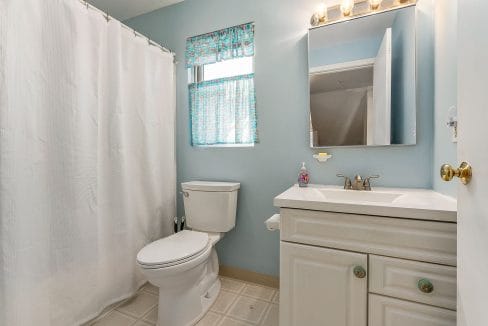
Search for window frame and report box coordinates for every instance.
[188,56,255,84]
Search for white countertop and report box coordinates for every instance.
[274,184,457,223]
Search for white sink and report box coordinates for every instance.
[317,188,403,203]
[273,184,457,222]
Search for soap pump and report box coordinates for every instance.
[298,162,310,187]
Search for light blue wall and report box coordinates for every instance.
[126,0,435,277]
[433,0,457,197]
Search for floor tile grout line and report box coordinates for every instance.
[221,277,280,291]
[242,283,278,291]
[258,299,277,326]
[140,305,158,324]
[239,292,276,303]
[221,277,279,291]
[89,294,138,325]
[221,280,277,297]
[224,293,271,325]
[237,291,277,303]
[116,303,158,321]
[210,288,241,315]
[217,315,255,326]
[112,308,139,320]
[89,303,133,325]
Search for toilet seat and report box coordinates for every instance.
[137,230,210,269]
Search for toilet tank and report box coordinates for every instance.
[181,181,240,232]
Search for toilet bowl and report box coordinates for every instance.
[136,181,240,326]
[137,230,222,326]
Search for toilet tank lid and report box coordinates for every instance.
[182,181,240,192]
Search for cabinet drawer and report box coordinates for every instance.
[369,255,456,310]
[280,208,457,266]
[369,294,456,326]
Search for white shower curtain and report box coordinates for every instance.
[0,1,176,325]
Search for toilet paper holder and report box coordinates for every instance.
[265,214,280,231]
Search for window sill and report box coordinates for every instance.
[193,144,255,148]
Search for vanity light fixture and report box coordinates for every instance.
[340,0,355,16]
[309,0,416,27]
[369,0,382,10]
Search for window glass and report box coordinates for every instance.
[203,57,253,81]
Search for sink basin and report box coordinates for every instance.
[317,188,403,203]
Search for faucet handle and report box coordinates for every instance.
[336,174,352,189]
[363,175,380,190]
[365,175,380,180]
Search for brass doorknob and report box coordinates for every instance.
[440,162,472,185]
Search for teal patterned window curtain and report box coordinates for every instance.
[187,23,257,146]
[189,74,256,146]
[186,23,255,68]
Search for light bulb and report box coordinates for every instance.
[369,0,382,10]
[340,0,355,16]
[317,3,328,22]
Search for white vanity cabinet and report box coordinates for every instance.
[275,185,457,326]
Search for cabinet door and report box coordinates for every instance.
[280,241,367,326]
[369,294,456,326]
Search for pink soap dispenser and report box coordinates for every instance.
[298,162,310,187]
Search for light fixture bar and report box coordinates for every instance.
[310,0,416,28]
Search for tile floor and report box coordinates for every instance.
[89,277,279,326]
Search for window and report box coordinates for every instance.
[203,57,254,81]
[186,23,257,147]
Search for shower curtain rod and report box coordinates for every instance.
[78,0,176,57]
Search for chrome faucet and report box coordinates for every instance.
[337,174,380,191]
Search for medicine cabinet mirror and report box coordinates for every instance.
[308,5,417,147]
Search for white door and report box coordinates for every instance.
[280,242,367,326]
[369,28,392,145]
[457,0,488,325]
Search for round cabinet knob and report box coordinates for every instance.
[353,266,367,279]
[418,278,434,294]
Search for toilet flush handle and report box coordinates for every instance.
[180,191,190,198]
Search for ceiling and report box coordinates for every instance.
[310,66,373,94]
[88,0,184,21]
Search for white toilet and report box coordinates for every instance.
[136,181,240,326]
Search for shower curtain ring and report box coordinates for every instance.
[104,12,110,22]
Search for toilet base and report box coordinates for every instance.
[152,247,221,326]
[185,278,221,326]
